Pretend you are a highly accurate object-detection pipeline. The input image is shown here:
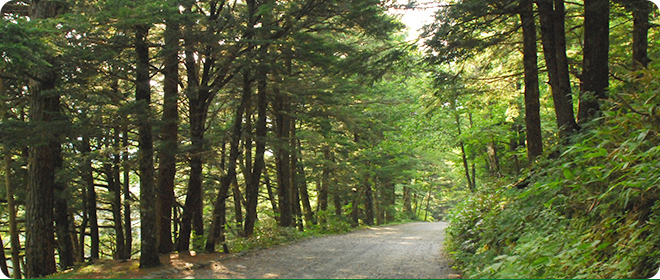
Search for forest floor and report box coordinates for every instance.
[50,222,459,279]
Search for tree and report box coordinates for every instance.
[81,136,100,260]
[156,5,180,255]
[177,0,243,251]
[577,0,610,124]
[24,0,64,277]
[518,0,543,160]
[134,24,161,268]
[630,0,652,69]
[2,93,21,279]
[537,0,579,137]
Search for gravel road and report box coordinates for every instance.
[186,222,459,279]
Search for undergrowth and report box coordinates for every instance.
[226,216,354,253]
[445,68,660,278]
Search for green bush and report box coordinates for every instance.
[446,69,660,279]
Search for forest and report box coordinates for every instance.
[0,0,658,279]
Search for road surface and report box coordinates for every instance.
[171,222,459,279]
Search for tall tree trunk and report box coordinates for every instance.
[104,156,124,260]
[374,181,384,225]
[265,172,278,214]
[350,189,361,227]
[383,180,395,223]
[25,1,63,277]
[180,98,207,251]
[54,145,74,269]
[232,176,244,234]
[424,190,432,221]
[157,16,179,255]
[78,179,88,262]
[537,0,578,138]
[577,0,609,125]
[318,148,331,226]
[81,137,99,260]
[0,236,8,277]
[332,188,342,216]
[135,24,161,268]
[632,0,651,69]
[241,109,254,232]
[403,186,412,215]
[295,136,315,226]
[111,129,126,259]
[206,68,251,253]
[274,89,293,227]
[178,10,210,249]
[122,123,132,259]
[290,119,303,231]
[553,0,577,133]
[363,177,374,226]
[245,57,269,237]
[455,113,474,192]
[26,66,58,279]
[519,0,543,160]
[3,102,21,279]
[485,140,501,176]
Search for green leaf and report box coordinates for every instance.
[636,129,650,142]
[563,168,574,180]
[532,256,549,266]
[595,242,610,251]
[584,147,607,159]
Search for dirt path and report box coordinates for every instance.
[175,222,459,279]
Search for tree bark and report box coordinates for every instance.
[631,0,651,69]
[332,188,342,217]
[245,55,269,237]
[318,148,331,226]
[290,119,303,231]
[3,102,21,279]
[135,24,161,268]
[374,181,384,225]
[363,177,374,226]
[232,175,244,234]
[537,0,578,137]
[54,145,74,269]
[577,0,609,125]
[403,186,412,215]
[274,88,293,227]
[265,172,278,214]
[179,96,207,251]
[81,137,99,260]
[0,235,8,277]
[295,137,315,226]
[25,1,63,277]
[122,123,132,259]
[455,113,474,192]
[157,15,179,254]
[111,129,126,259]
[104,154,125,260]
[383,180,395,223]
[205,68,251,253]
[350,188,361,226]
[25,65,58,279]
[178,13,206,250]
[519,0,543,160]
